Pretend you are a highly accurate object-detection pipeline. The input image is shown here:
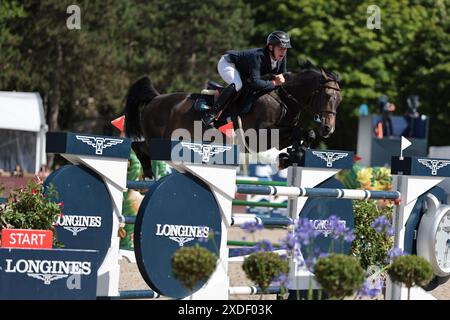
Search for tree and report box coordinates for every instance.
[245,0,449,149]
[0,1,27,89]
[120,0,253,93]
[1,0,253,143]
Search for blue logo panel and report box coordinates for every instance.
[298,178,354,257]
[302,149,354,169]
[44,165,113,265]
[46,132,131,159]
[0,248,99,300]
[150,139,239,166]
[134,172,222,298]
[392,156,450,177]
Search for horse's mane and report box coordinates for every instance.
[296,60,341,83]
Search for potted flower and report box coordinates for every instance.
[0,177,63,248]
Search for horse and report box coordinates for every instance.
[123,61,342,178]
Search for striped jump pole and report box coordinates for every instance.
[98,289,161,300]
[232,199,287,208]
[124,213,292,227]
[236,185,401,201]
[126,180,155,190]
[127,179,286,191]
[227,240,282,247]
[229,286,282,295]
[231,213,292,227]
[236,179,287,187]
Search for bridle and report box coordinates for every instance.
[279,76,341,126]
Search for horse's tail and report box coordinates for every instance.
[124,76,159,139]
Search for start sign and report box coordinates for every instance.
[1,229,53,249]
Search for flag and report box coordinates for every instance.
[111,115,125,133]
[401,136,412,153]
[218,122,234,144]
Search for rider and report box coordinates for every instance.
[202,30,291,126]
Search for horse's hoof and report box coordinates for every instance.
[277,153,292,170]
[143,169,154,180]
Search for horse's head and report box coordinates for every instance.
[282,62,342,138]
[313,69,342,138]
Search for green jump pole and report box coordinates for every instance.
[232,200,288,208]
[227,240,282,247]
[236,179,287,187]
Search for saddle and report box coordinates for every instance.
[189,80,250,120]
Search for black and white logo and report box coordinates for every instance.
[57,215,102,236]
[418,159,450,176]
[181,142,232,163]
[76,135,123,155]
[155,223,209,246]
[312,151,349,167]
[4,259,91,285]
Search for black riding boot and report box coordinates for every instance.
[202,84,236,127]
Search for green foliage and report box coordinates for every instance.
[242,251,289,293]
[314,253,365,299]
[120,150,142,249]
[0,1,27,88]
[0,178,63,246]
[0,0,252,137]
[387,255,433,290]
[246,0,450,149]
[351,200,393,269]
[136,0,253,93]
[171,245,217,293]
[1,1,448,148]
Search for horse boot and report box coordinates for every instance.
[202,83,236,127]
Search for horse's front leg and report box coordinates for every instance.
[131,141,153,179]
[289,127,317,164]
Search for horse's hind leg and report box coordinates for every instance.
[131,141,153,179]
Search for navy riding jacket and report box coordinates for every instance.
[224,47,287,92]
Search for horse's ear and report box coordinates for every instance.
[298,59,315,70]
[320,68,328,80]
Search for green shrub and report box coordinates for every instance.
[314,253,365,299]
[351,200,393,269]
[171,245,217,293]
[0,179,63,246]
[242,251,288,293]
[387,255,433,299]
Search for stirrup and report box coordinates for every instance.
[202,113,216,127]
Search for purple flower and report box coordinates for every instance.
[271,272,290,287]
[304,247,328,271]
[386,227,395,237]
[234,247,253,256]
[328,215,353,242]
[254,239,275,252]
[295,218,320,245]
[356,278,384,299]
[371,216,393,236]
[344,229,355,242]
[386,247,404,263]
[280,231,296,251]
[240,221,264,233]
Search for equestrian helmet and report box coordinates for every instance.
[266,31,291,48]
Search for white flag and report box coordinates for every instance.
[401,136,412,152]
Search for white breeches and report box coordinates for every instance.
[217,55,243,91]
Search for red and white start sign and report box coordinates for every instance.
[0,229,53,249]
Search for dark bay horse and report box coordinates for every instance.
[124,62,342,178]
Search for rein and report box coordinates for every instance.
[279,77,340,126]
